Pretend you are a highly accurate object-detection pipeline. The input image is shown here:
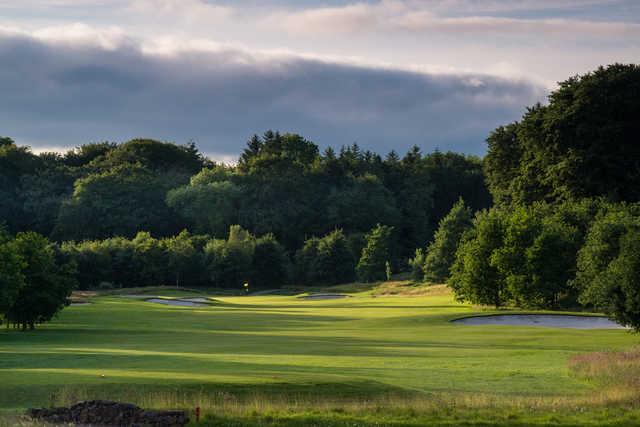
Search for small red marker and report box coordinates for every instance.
[195,406,201,422]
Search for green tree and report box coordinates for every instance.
[131,232,167,286]
[205,225,255,288]
[575,205,640,329]
[0,228,25,320]
[251,233,289,289]
[356,224,394,282]
[491,205,580,308]
[167,178,242,237]
[449,209,508,307]
[164,230,202,288]
[326,174,400,233]
[483,123,522,205]
[408,248,426,282]
[484,64,640,204]
[91,138,205,175]
[422,198,473,283]
[54,164,180,240]
[0,141,41,233]
[296,229,355,285]
[4,232,76,330]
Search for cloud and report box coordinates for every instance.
[124,0,233,26]
[266,0,640,38]
[0,26,545,156]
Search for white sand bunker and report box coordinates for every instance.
[179,297,210,303]
[146,298,206,307]
[453,314,627,329]
[300,293,349,300]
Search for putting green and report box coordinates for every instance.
[0,286,635,413]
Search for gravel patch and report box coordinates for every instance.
[452,314,627,329]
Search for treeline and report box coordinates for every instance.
[62,223,395,291]
[0,134,490,263]
[62,227,286,290]
[413,64,640,329]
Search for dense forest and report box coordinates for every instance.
[2,63,640,330]
[0,133,490,251]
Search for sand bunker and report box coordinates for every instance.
[145,298,206,307]
[178,297,210,303]
[300,293,349,300]
[452,314,627,329]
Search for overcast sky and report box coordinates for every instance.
[0,1,637,159]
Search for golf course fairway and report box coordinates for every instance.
[1,284,638,426]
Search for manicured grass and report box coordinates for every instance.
[1,284,638,425]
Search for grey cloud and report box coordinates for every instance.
[0,32,545,157]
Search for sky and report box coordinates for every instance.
[0,1,638,159]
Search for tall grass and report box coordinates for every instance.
[45,384,639,418]
[569,346,640,404]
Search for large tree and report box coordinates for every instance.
[54,164,181,240]
[3,232,76,330]
[485,64,640,204]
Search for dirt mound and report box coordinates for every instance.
[27,400,189,426]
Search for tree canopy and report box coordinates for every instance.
[484,64,640,205]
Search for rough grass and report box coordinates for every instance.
[2,283,638,426]
[569,346,640,402]
[371,281,450,296]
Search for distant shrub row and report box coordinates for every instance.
[60,223,397,291]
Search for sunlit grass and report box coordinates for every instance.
[1,283,638,425]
